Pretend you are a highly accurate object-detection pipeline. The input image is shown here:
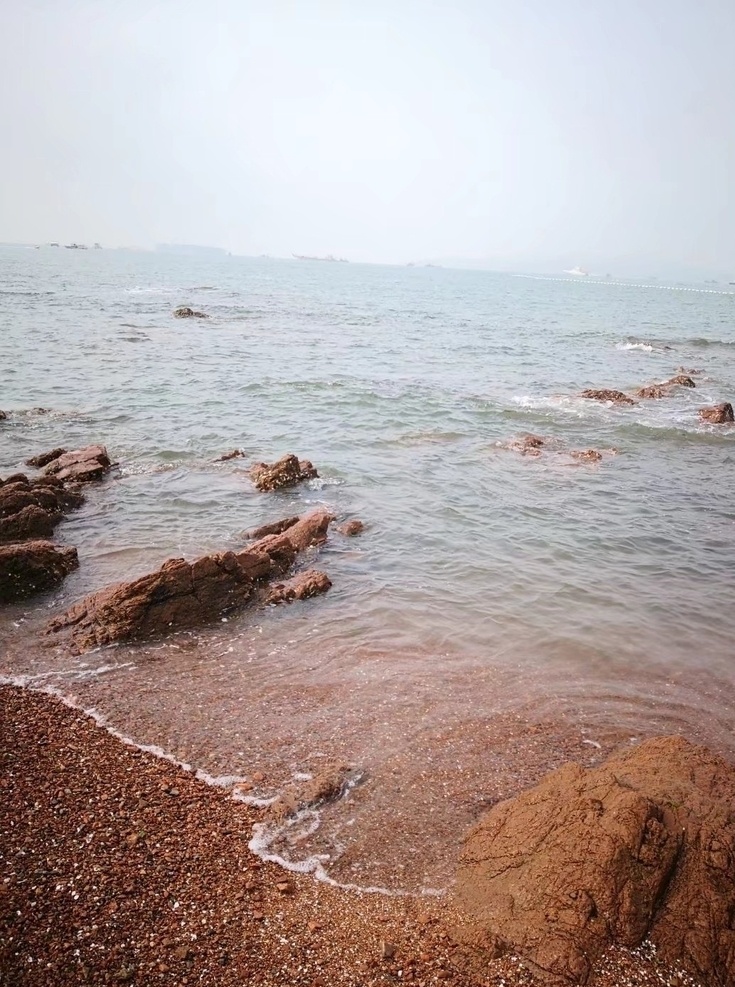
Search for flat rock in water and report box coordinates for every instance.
[0,540,79,603]
[47,510,333,652]
[580,389,637,406]
[699,402,734,424]
[265,569,331,604]
[456,736,735,985]
[250,454,318,492]
[44,445,111,483]
[215,449,245,462]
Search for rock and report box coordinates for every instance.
[0,477,85,544]
[678,366,703,375]
[0,540,79,603]
[265,763,359,824]
[569,449,602,463]
[265,569,332,604]
[44,445,111,483]
[243,516,301,540]
[337,519,364,537]
[661,374,696,388]
[25,448,67,469]
[456,736,735,986]
[636,385,669,399]
[699,403,734,424]
[174,306,208,319]
[381,942,397,960]
[215,449,245,462]
[0,410,6,421]
[507,434,547,456]
[580,389,637,406]
[249,454,319,492]
[47,510,333,652]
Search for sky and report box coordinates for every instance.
[1,0,734,276]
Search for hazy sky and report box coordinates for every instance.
[1,1,734,274]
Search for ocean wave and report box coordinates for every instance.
[685,337,735,349]
[617,337,672,352]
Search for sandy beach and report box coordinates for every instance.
[1,684,707,987]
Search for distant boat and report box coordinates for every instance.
[564,266,589,276]
[65,243,87,250]
[93,242,102,249]
[292,253,348,262]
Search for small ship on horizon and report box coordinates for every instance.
[293,253,348,263]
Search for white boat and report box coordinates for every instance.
[564,266,589,276]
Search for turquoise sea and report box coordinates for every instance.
[2,247,734,890]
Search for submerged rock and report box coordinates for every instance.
[699,402,734,424]
[569,449,603,463]
[174,306,209,319]
[249,454,318,492]
[580,389,637,406]
[337,519,365,536]
[636,385,668,399]
[456,736,735,985]
[264,763,359,825]
[0,540,79,603]
[43,445,111,483]
[47,510,333,652]
[215,449,246,462]
[265,569,332,604]
[0,410,6,421]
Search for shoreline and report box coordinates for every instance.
[1,684,705,986]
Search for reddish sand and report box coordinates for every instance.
[0,685,704,986]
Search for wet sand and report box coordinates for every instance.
[1,685,704,986]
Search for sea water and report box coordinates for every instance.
[2,248,734,890]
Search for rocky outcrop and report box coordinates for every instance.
[25,447,67,468]
[0,475,84,544]
[637,375,697,399]
[174,306,209,319]
[337,519,365,536]
[47,510,333,652]
[699,403,734,424]
[456,736,735,986]
[42,445,111,483]
[243,516,301,540]
[265,569,332,604]
[580,389,637,406]
[0,409,6,421]
[250,454,318,492]
[0,540,79,603]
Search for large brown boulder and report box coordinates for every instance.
[580,389,637,406]
[250,454,318,491]
[43,445,111,483]
[0,476,84,544]
[699,403,734,424]
[456,737,735,985]
[47,510,333,652]
[0,540,79,603]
